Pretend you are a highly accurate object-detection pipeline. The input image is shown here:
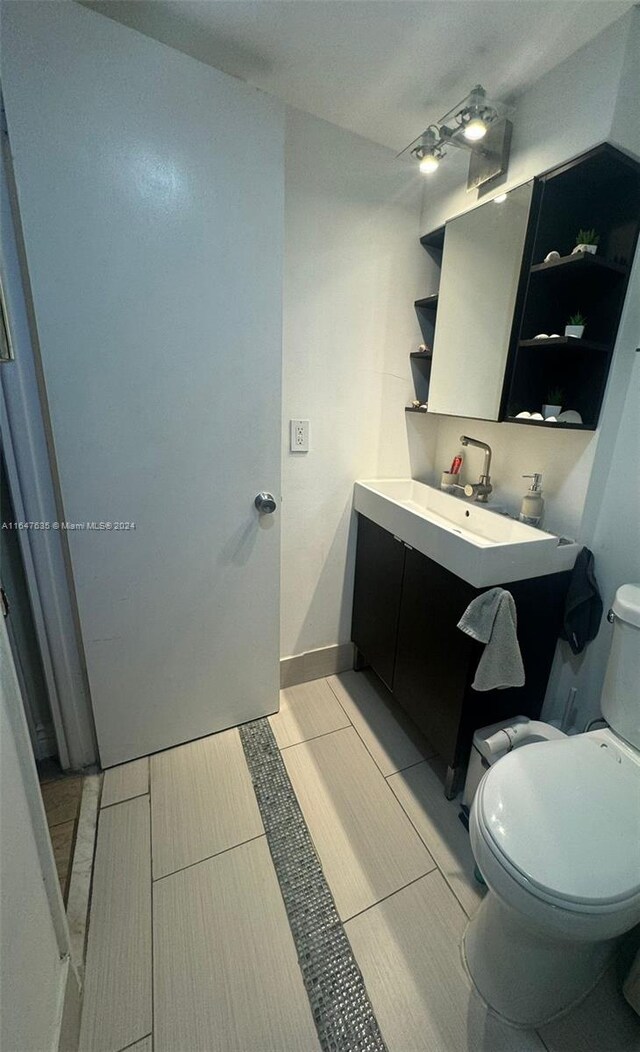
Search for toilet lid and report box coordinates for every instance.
[478,735,640,907]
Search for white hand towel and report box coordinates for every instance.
[457,587,525,691]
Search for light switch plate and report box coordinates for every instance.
[290,419,309,453]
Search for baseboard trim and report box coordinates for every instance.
[35,721,58,761]
[280,643,354,689]
[58,961,81,1052]
[66,773,101,973]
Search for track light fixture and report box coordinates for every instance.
[419,152,440,174]
[459,85,495,141]
[463,118,489,142]
[415,126,444,174]
[399,85,513,191]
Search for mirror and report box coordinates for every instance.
[428,181,533,421]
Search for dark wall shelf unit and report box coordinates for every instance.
[414,290,439,346]
[411,228,444,409]
[501,144,640,430]
[419,226,445,251]
[413,304,437,344]
[409,351,432,405]
[505,417,593,431]
[518,337,609,352]
[530,253,627,276]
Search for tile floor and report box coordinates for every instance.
[39,765,84,901]
[78,670,640,1052]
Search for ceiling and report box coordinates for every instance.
[84,1,632,151]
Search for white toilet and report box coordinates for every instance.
[464,584,640,1028]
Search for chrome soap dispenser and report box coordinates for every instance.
[519,473,544,527]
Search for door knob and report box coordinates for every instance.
[254,492,277,514]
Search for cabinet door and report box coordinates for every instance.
[351,516,405,691]
[393,548,478,766]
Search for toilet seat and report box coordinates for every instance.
[475,731,640,914]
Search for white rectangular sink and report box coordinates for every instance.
[354,479,579,587]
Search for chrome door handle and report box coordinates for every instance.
[254,492,277,514]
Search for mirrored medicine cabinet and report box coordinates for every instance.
[413,144,640,432]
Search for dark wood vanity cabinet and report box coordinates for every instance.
[351,515,406,691]
[392,548,479,769]
[351,514,570,793]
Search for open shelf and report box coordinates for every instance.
[501,144,640,430]
[505,416,594,431]
[519,337,610,353]
[405,405,428,414]
[414,294,438,310]
[409,347,432,404]
[414,295,438,352]
[414,227,442,410]
[420,226,445,251]
[506,335,609,429]
[530,253,627,275]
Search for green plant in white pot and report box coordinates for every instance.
[565,311,586,338]
[543,387,563,420]
[572,228,599,255]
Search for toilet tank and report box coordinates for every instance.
[600,584,640,749]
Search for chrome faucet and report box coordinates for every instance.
[460,435,493,502]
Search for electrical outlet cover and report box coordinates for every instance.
[290,419,309,452]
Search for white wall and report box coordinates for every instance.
[543,245,640,730]
[0,620,68,1052]
[430,419,596,539]
[416,7,640,729]
[281,108,436,658]
[417,7,633,533]
[418,10,630,233]
[526,11,640,729]
[610,7,640,160]
[281,8,639,664]
[1,128,96,770]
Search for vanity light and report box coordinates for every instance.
[463,118,488,142]
[493,193,508,203]
[459,85,495,141]
[413,126,443,176]
[419,150,440,175]
[398,84,512,191]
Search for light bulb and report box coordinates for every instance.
[493,193,507,204]
[463,117,487,141]
[419,152,439,174]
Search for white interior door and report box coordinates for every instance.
[2,2,283,766]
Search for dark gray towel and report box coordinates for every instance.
[560,547,603,655]
[457,587,525,691]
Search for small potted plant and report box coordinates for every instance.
[565,311,586,339]
[543,387,563,419]
[572,229,599,255]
